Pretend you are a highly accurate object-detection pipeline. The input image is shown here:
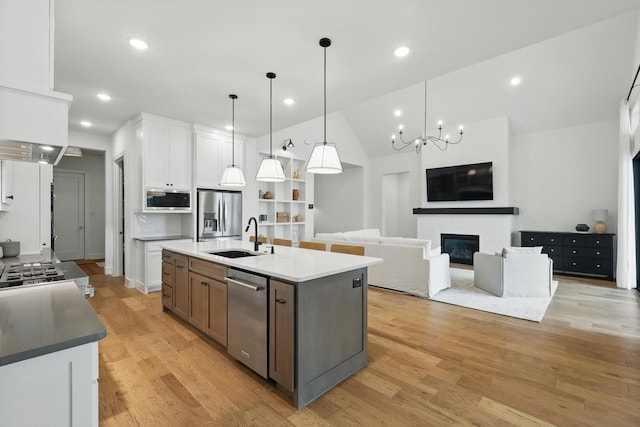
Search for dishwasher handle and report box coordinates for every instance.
[225,277,265,292]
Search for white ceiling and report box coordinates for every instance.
[55,0,640,158]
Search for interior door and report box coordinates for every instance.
[53,171,85,261]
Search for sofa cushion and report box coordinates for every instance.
[502,246,543,256]
[315,232,345,240]
[361,228,381,238]
[380,237,432,256]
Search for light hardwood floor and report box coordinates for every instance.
[79,262,640,426]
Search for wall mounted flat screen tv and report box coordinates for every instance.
[426,161,493,201]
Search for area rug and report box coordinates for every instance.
[430,268,558,322]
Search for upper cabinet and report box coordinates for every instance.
[0,0,54,89]
[0,160,13,211]
[141,116,193,191]
[194,125,245,190]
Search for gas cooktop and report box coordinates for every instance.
[0,261,65,288]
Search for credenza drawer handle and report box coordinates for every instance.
[572,250,576,254]
[596,264,601,268]
[572,262,577,266]
[596,240,600,244]
[596,251,600,255]
[530,237,534,241]
[572,239,576,243]
[550,238,555,242]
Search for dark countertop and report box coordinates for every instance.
[0,280,106,366]
[132,235,192,242]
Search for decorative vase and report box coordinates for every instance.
[292,189,300,200]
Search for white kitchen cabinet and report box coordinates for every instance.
[135,238,192,294]
[141,117,193,191]
[0,342,99,427]
[195,125,245,189]
[0,159,13,211]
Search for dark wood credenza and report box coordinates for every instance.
[520,231,615,281]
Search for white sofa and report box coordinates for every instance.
[313,229,451,298]
[473,250,554,297]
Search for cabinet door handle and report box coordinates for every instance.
[176,265,184,269]
[163,294,170,299]
[6,195,13,200]
[163,272,170,276]
[276,298,287,304]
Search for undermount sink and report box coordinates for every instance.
[206,249,260,258]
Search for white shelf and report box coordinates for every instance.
[256,156,309,244]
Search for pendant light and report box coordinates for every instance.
[219,94,246,187]
[256,72,286,182]
[306,37,342,174]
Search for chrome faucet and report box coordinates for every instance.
[245,217,261,251]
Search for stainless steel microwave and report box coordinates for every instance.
[146,189,191,210]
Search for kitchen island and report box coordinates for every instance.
[161,240,382,409]
[0,280,106,426]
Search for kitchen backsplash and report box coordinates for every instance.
[134,213,183,237]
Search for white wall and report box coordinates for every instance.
[314,165,364,233]
[512,119,619,238]
[421,116,510,207]
[382,172,413,238]
[55,151,105,259]
[366,150,421,236]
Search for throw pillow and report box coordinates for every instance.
[502,246,543,256]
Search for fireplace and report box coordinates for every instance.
[441,234,479,265]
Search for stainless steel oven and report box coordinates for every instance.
[146,189,191,210]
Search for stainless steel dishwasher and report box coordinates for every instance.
[225,267,269,378]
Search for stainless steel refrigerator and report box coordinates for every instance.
[197,189,242,241]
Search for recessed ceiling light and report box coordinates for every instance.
[129,38,149,50]
[97,93,111,101]
[510,76,521,86]
[394,46,410,57]
[394,109,402,117]
[284,98,295,106]
[41,146,54,151]
[80,121,92,127]
[225,125,234,131]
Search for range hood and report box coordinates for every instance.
[0,83,72,165]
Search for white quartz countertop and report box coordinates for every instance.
[161,240,383,282]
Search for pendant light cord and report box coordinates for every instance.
[323,43,327,145]
[423,82,427,140]
[270,76,273,157]
[228,93,238,167]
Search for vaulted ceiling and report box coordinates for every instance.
[55,0,640,158]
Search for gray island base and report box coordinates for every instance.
[160,240,381,409]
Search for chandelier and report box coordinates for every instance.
[391,81,463,153]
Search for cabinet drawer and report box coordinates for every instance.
[548,255,564,271]
[542,246,562,257]
[563,247,610,258]
[585,235,612,248]
[162,261,173,286]
[522,233,562,246]
[162,250,174,264]
[563,235,587,247]
[564,257,610,275]
[162,284,173,309]
[189,257,227,281]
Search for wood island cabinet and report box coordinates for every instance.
[269,279,295,391]
[173,254,189,319]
